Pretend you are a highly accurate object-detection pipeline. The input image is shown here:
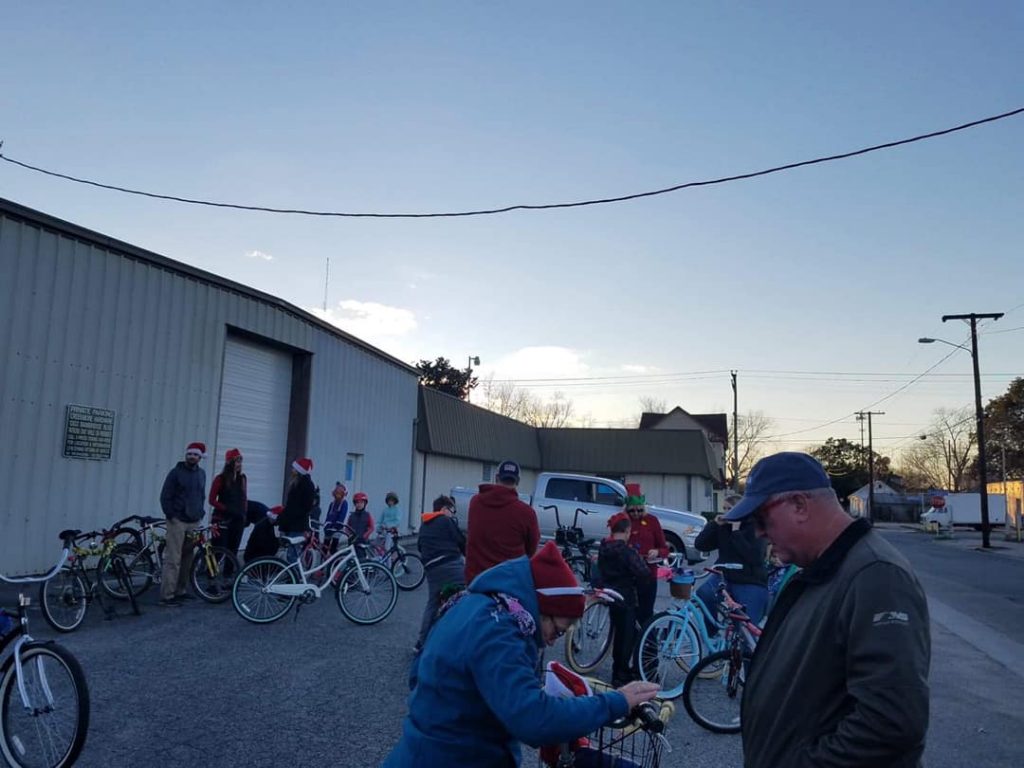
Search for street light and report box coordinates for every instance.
[466,355,480,404]
[918,310,1004,548]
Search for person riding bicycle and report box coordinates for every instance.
[414,494,466,654]
[208,448,247,571]
[275,457,316,563]
[383,540,659,767]
[323,483,349,552]
[624,484,668,625]
[379,491,403,532]
[598,511,654,687]
[348,495,376,557]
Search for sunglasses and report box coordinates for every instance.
[626,508,644,514]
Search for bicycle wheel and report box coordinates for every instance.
[635,611,702,699]
[191,547,240,604]
[682,648,751,734]
[231,558,296,624]
[567,556,589,586]
[335,561,398,625]
[564,600,612,673]
[390,552,425,591]
[39,570,88,633]
[0,641,90,768]
[97,544,154,599]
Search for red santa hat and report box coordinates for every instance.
[225,448,242,462]
[185,442,206,457]
[292,457,313,475]
[543,661,593,698]
[530,541,585,618]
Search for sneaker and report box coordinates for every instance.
[175,593,197,601]
[158,598,182,607]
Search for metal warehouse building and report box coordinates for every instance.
[0,198,419,572]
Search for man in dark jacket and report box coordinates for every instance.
[414,494,466,652]
[726,452,930,768]
[694,494,770,624]
[158,441,207,606]
[464,460,540,584]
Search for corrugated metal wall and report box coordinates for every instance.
[411,452,539,525]
[0,206,418,572]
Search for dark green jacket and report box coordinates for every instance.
[742,520,930,768]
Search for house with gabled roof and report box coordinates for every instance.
[414,388,720,518]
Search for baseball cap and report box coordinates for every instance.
[496,460,521,482]
[724,452,831,521]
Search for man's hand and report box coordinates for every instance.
[617,681,660,709]
[715,514,729,526]
[646,549,660,561]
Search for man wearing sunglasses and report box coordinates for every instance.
[729,452,930,768]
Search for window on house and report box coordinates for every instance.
[482,462,496,482]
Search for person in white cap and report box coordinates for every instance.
[275,457,316,562]
[158,441,207,606]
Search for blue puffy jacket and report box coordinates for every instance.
[383,557,628,767]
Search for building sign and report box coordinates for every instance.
[63,405,115,460]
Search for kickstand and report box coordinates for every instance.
[293,602,303,623]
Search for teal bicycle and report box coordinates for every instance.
[634,562,751,699]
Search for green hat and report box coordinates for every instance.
[625,483,645,506]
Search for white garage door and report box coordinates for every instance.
[214,336,293,511]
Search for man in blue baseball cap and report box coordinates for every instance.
[736,452,930,768]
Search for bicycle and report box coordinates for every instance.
[634,561,754,699]
[562,586,626,674]
[540,505,598,585]
[99,516,239,604]
[680,582,762,733]
[0,541,91,768]
[231,524,398,625]
[542,694,672,768]
[363,526,425,590]
[39,529,140,632]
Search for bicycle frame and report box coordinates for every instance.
[265,539,373,599]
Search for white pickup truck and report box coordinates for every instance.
[451,471,707,563]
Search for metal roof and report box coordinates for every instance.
[639,408,728,443]
[0,197,418,376]
[417,387,542,467]
[538,428,716,476]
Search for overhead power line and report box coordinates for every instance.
[1,105,1022,218]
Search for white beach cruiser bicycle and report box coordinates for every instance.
[231,524,398,625]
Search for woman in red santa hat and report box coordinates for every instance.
[383,540,659,767]
[272,457,316,563]
[624,483,668,625]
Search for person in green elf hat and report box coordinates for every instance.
[624,483,668,624]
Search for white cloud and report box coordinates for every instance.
[482,346,590,381]
[622,364,655,374]
[308,300,418,354]
[246,249,274,261]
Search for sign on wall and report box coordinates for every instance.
[63,405,115,460]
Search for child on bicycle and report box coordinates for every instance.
[347,492,375,556]
[598,511,654,687]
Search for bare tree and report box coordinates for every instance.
[727,410,774,486]
[525,391,575,428]
[638,395,668,415]
[479,375,533,421]
[897,406,975,491]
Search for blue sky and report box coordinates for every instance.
[3,2,1022,456]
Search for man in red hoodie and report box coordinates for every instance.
[464,460,541,584]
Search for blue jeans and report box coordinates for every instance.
[697,574,769,629]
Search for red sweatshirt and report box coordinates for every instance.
[464,484,540,583]
[628,512,669,575]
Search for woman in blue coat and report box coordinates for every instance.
[383,541,659,767]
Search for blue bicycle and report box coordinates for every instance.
[634,562,754,699]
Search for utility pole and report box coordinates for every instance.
[731,370,739,491]
[856,411,885,522]
[323,257,330,312]
[942,312,1003,548]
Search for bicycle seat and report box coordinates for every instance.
[59,529,82,541]
[138,516,162,526]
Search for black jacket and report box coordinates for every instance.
[597,539,652,608]
[418,512,466,570]
[278,474,316,533]
[694,519,768,586]
[159,462,206,523]
[741,519,930,768]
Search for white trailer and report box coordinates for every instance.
[920,492,1007,529]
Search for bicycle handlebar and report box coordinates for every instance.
[0,548,70,584]
[633,702,665,734]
